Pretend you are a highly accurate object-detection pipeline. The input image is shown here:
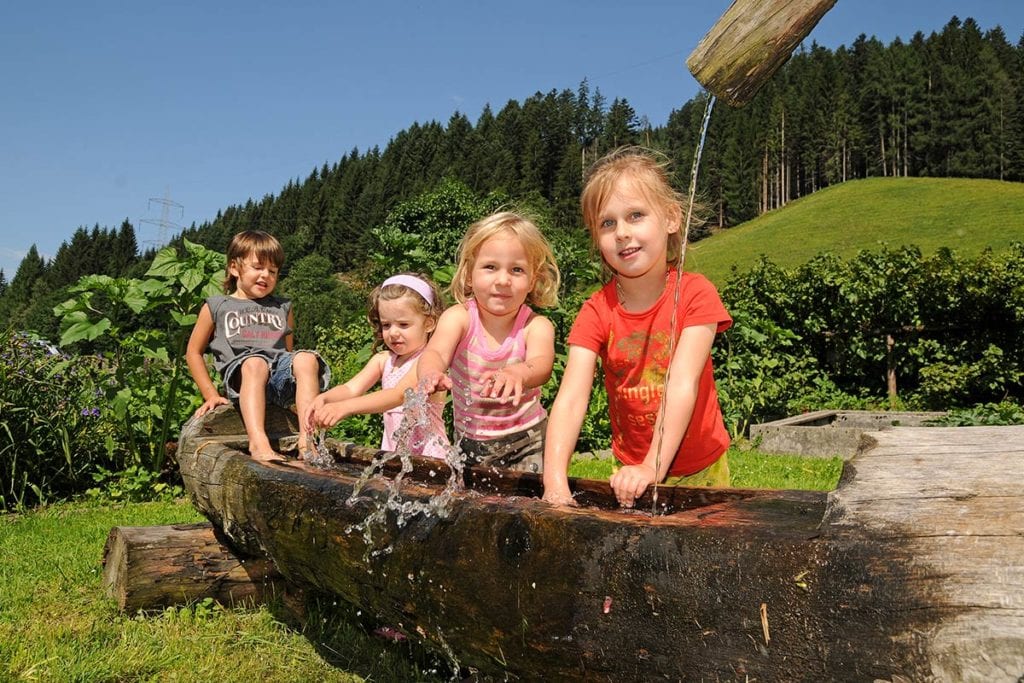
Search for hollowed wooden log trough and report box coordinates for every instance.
[178,405,1024,681]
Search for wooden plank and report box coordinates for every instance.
[860,425,1024,453]
[830,496,1024,536]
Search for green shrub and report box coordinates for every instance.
[0,330,118,509]
[926,401,1024,426]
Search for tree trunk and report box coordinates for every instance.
[102,522,285,613]
[174,405,1024,681]
[886,333,898,404]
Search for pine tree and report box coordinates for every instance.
[112,219,139,275]
[0,245,46,327]
[600,98,638,151]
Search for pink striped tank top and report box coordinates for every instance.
[447,300,546,440]
[382,350,449,459]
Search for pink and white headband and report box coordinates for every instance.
[382,274,434,305]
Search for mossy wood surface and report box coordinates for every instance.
[687,0,837,106]
[176,406,1024,681]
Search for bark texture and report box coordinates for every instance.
[175,405,1024,681]
[687,0,838,106]
[102,522,284,612]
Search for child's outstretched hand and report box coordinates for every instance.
[479,366,525,406]
[608,463,658,508]
[308,402,349,430]
[301,395,327,433]
[193,395,230,418]
[541,487,578,507]
[419,371,452,395]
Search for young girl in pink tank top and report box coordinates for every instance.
[303,273,449,459]
[417,211,561,473]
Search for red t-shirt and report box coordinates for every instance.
[567,271,732,476]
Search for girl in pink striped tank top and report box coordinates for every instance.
[417,211,561,473]
[304,273,450,459]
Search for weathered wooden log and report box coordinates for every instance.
[687,0,837,106]
[102,522,285,612]
[178,405,1024,681]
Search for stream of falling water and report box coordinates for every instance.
[650,92,716,515]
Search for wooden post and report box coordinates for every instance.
[886,332,898,405]
[687,0,837,106]
[102,522,285,613]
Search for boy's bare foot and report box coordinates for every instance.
[250,449,282,462]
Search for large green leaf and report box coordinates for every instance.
[60,316,112,346]
[146,246,183,278]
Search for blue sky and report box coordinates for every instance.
[2,0,1022,278]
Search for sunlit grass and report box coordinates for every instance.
[687,177,1024,286]
[568,445,843,491]
[0,500,443,682]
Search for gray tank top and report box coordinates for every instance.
[205,295,292,377]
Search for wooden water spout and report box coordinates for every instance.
[687,0,837,106]
[177,405,1024,681]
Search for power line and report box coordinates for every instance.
[139,188,184,248]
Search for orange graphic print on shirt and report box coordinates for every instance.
[607,327,674,449]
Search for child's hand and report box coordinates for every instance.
[419,371,452,395]
[541,487,578,507]
[608,464,658,508]
[193,395,230,418]
[309,402,349,430]
[480,367,524,405]
[301,395,327,433]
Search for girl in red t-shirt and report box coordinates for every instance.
[542,147,733,508]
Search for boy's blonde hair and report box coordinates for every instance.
[367,273,445,352]
[581,146,703,278]
[450,211,560,309]
[223,230,285,293]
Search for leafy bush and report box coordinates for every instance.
[719,244,1024,418]
[85,464,184,503]
[54,240,224,473]
[0,330,118,509]
[713,308,831,437]
[926,401,1024,426]
[314,316,384,447]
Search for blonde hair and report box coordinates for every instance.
[581,146,703,279]
[222,230,285,293]
[367,273,445,352]
[449,211,560,309]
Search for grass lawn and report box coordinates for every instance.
[686,176,1024,286]
[569,445,843,491]
[0,500,445,682]
[1,451,840,681]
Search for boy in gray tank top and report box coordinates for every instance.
[185,230,330,460]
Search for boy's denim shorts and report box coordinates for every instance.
[223,350,331,407]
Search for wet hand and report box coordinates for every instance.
[300,396,326,433]
[541,488,578,507]
[480,367,524,406]
[608,464,657,508]
[419,371,451,395]
[310,402,348,429]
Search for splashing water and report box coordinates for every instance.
[304,428,335,469]
[651,92,716,515]
[344,379,469,557]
